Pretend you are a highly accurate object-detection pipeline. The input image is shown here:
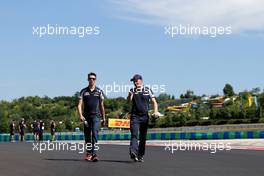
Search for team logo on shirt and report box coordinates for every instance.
[84,92,90,96]
[94,92,100,96]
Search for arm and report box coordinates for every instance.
[151,97,162,117]
[151,97,158,114]
[99,100,106,126]
[77,99,85,122]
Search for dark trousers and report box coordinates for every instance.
[84,116,100,155]
[130,114,149,157]
[20,132,24,142]
[39,131,43,141]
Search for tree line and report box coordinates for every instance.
[1,84,264,133]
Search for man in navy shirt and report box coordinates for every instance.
[77,72,106,162]
[9,120,16,142]
[32,120,39,141]
[39,120,44,141]
[19,118,26,142]
[50,120,56,141]
[128,74,161,162]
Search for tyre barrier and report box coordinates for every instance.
[1,130,264,142]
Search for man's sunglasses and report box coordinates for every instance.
[88,77,96,80]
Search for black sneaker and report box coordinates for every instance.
[92,155,99,162]
[138,156,144,162]
[130,152,138,162]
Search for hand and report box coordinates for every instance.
[152,111,163,118]
[101,118,106,127]
[80,115,85,122]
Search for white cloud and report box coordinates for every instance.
[111,0,264,33]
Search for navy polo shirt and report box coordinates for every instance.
[79,86,104,117]
[130,86,155,115]
[19,122,25,133]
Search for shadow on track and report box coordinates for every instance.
[45,158,134,164]
[45,158,85,162]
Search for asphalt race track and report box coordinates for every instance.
[0,142,263,176]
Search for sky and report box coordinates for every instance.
[0,0,264,101]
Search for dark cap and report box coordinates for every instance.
[130,74,143,82]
